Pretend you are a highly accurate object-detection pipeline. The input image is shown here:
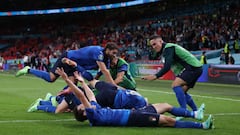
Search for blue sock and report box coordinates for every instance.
[82,71,94,81]
[170,107,194,118]
[174,120,202,128]
[40,100,52,105]
[37,105,56,113]
[29,69,52,82]
[77,65,94,81]
[173,86,187,109]
[185,93,197,111]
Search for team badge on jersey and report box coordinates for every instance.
[98,54,104,61]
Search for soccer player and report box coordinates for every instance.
[27,87,81,113]
[200,51,207,64]
[15,42,119,85]
[142,35,204,112]
[0,55,4,71]
[91,80,146,109]
[56,68,214,129]
[27,80,147,113]
[95,56,136,90]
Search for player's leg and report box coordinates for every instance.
[27,98,57,113]
[64,93,82,111]
[16,61,59,82]
[30,70,56,82]
[16,52,70,82]
[152,103,204,120]
[172,77,187,109]
[27,98,42,112]
[37,104,56,113]
[55,99,69,114]
[158,115,213,129]
[183,85,198,111]
[61,57,77,67]
[183,67,203,111]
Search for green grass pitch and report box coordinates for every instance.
[0,71,240,135]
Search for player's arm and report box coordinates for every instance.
[73,71,96,102]
[55,68,92,108]
[142,47,174,80]
[94,71,103,80]
[97,61,117,85]
[115,71,124,84]
[114,64,128,84]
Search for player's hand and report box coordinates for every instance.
[141,75,157,80]
[62,58,77,67]
[74,71,84,83]
[56,67,68,80]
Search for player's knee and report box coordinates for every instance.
[49,74,57,82]
[82,71,94,81]
[171,82,181,88]
[157,103,172,111]
[162,103,172,109]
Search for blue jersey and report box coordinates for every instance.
[94,81,147,109]
[67,46,105,70]
[113,90,147,109]
[86,101,130,126]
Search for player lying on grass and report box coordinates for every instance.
[27,80,147,113]
[89,80,147,109]
[56,67,214,129]
[27,86,81,113]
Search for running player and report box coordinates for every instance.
[142,35,204,111]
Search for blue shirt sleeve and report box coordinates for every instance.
[117,64,128,72]
[93,49,104,62]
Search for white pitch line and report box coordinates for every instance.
[208,113,240,116]
[138,89,240,102]
[1,113,240,124]
[0,119,75,123]
[2,73,240,102]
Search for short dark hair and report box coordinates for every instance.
[105,42,119,51]
[149,35,162,41]
[73,106,88,122]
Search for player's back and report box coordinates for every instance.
[113,90,147,109]
[86,101,130,126]
[67,46,104,69]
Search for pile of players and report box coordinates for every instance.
[16,36,214,129]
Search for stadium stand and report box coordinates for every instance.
[0,0,239,66]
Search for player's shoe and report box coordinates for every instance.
[50,96,58,107]
[44,93,52,101]
[202,115,214,129]
[27,98,42,112]
[175,117,183,121]
[198,103,205,111]
[61,58,77,67]
[15,66,30,77]
[195,106,204,120]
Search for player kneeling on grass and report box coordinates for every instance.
[56,68,214,129]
